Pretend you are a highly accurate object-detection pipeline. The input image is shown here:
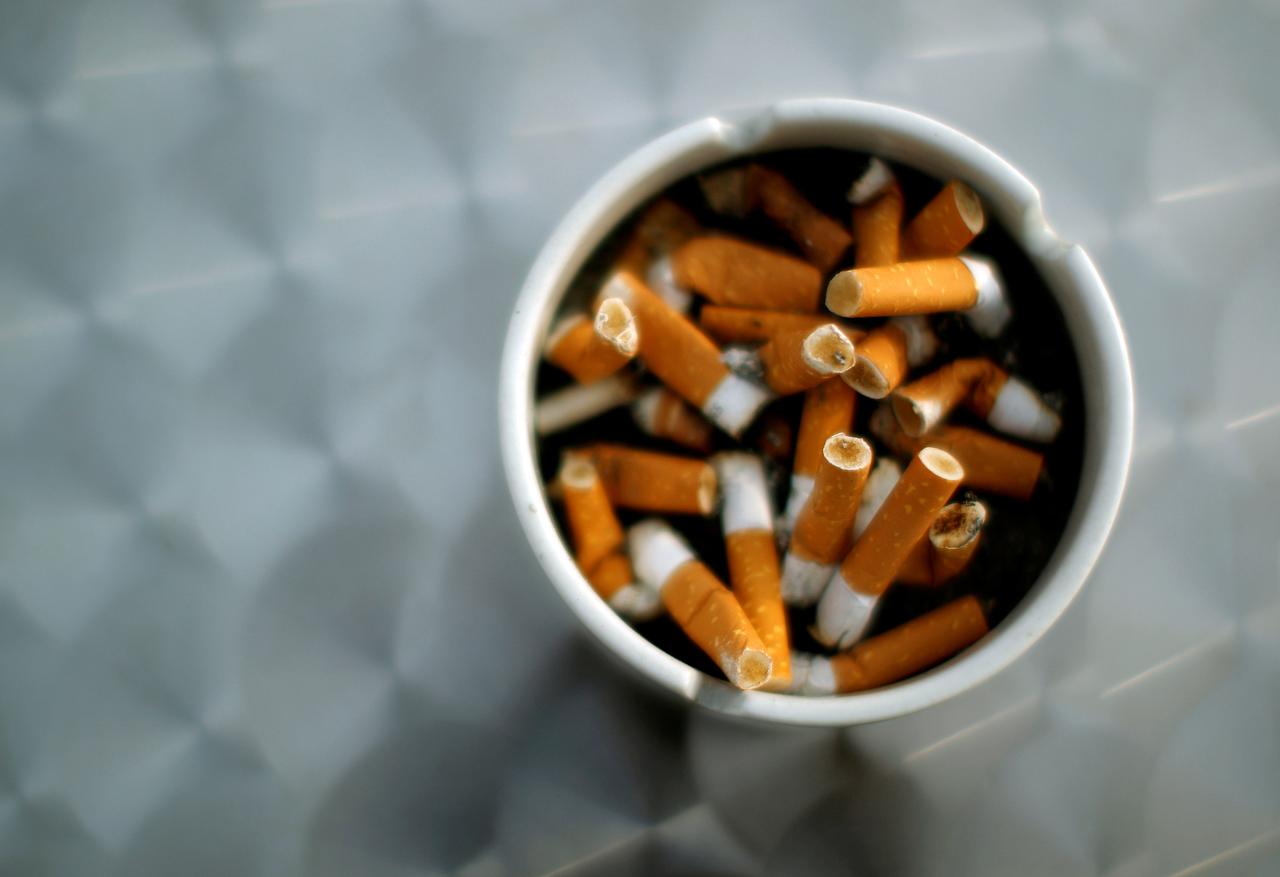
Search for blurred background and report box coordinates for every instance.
[1,1,1278,875]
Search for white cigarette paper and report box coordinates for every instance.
[958,255,1011,338]
[847,157,895,205]
[814,570,881,650]
[608,582,664,621]
[987,375,1062,442]
[787,652,837,696]
[713,453,774,535]
[534,373,638,434]
[645,254,694,314]
[852,457,903,540]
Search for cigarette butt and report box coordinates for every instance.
[587,553,664,621]
[757,323,857,396]
[958,255,1011,337]
[901,180,985,260]
[852,457,903,540]
[644,254,695,313]
[841,315,937,399]
[615,199,703,314]
[671,236,824,312]
[543,298,637,384]
[933,427,1044,499]
[781,379,857,537]
[588,443,718,516]
[974,374,1062,443]
[870,406,1044,501]
[892,357,1061,442]
[891,357,1002,437]
[699,306,861,345]
[629,519,773,690]
[631,386,714,453]
[535,372,639,435]
[828,596,988,692]
[826,257,978,318]
[815,447,964,649]
[852,181,904,267]
[606,580,665,621]
[847,157,896,206]
[782,434,872,607]
[617,199,702,270]
[559,457,664,622]
[786,651,839,696]
[713,453,791,687]
[750,165,853,271]
[895,499,987,588]
[700,165,854,271]
[928,499,986,583]
[699,166,756,217]
[558,454,626,574]
[601,271,771,437]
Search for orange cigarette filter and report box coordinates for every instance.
[815,447,964,649]
[615,199,705,313]
[900,180,985,260]
[629,519,773,689]
[928,426,1043,500]
[671,236,824,312]
[781,434,873,607]
[871,404,1044,501]
[700,165,854,271]
[893,357,1062,442]
[600,271,770,436]
[896,499,988,588]
[714,453,790,687]
[793,379,858,481]
[586,552,633,600]
[631,386,714,453]
[699,306,860,345]
[750,165,854,271]
[852,181,904,268]
[543,297,638,384]
[781,378,857,535]
[839,447,964,597]
[558,454,626,575]
[828,596,988,692]
[892,357,1005,436]
[790,435,873,566]
[757,323,857,396]
[826,257,977,317]
[617,198,703,273]
[588,443,718,516]
[841,315,937,399]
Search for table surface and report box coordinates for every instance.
[2,1,1278,875]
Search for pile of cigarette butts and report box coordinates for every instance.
[535,158,1064,695]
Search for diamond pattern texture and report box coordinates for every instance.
[1,1,1278,875]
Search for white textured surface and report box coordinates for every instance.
[714,453,773,535]
[1,1,1277,875]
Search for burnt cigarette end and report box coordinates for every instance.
[594,297,638,355]
[929,500,987,549]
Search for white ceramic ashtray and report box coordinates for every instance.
[500,98,1133,726]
